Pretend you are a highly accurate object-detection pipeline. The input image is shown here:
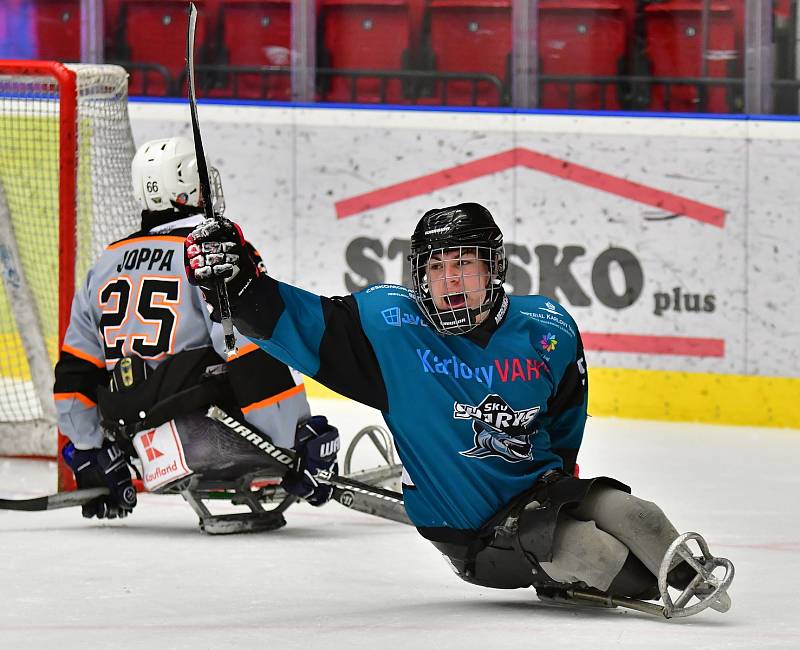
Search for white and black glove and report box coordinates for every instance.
[184,218,263,318]
[62,440,137,519]
[282,416,340,507]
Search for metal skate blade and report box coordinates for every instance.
[200,511,287,535]
[696,587,731,613]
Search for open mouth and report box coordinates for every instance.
[444,294,466,309]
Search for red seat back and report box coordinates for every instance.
[321,0,411,104]
[219,0,292,100]
[425,0,510,106]
[32,0,80,62]
[119,0,209,96]
[645,1,738,112]
[538,1,627,110]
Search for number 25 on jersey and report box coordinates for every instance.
[98,276,180,361]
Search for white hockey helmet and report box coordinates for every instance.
[131,136,203,212]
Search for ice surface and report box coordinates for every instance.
[1,398,798,649]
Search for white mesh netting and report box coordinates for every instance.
[0,63,139,456]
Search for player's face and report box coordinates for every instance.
[426,248,490,318]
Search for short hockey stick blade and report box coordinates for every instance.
[0,487,109,511]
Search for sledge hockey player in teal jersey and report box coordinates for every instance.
[54,136,338,533]
[184,202,734,616]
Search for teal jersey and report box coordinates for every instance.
[235,278,587,534]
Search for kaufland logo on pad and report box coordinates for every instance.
[133,420,191,491]
[141,430,163,461]
[145,460,179,484]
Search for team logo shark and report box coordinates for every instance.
[455,394,540,463]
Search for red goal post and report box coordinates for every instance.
[0,61,139,490]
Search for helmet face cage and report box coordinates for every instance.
[412,244,506,335]
[209,166,225,216]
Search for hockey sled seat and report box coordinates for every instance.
[320,0,412,104]
[218,0,292,100]
[117,0,211,96]
[31,0,81,62]
[424,0,511,106]
[644,1,739,113]
[538,1,627,110]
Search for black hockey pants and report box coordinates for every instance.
[432,477,681,598]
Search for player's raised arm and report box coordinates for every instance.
[184,218,389,411]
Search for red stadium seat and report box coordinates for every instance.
[320,0,412,104]
[218,0,292,100]
[424,0,626,108]
[644,1,739,112]
[117,0,211,96]
[424,0,511,106]
[774,0,791,19]
[31,0,80,62]
[538,1,628,110]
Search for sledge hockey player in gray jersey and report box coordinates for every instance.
[54,136,339,533]
[184,201,734,616]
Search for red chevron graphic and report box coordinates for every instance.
[333,147,728,358]
[335,147,726,228]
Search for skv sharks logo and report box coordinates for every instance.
[455,394,540,463]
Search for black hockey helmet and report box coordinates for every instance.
[408,203,506,335]
[410,202,504,256]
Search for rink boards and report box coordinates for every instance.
[121,103,799,428]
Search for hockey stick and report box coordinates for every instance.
[186,1,236,355]
[1,412,410,525]
[206,406,411,525]
[0,478,409,524]
[0,487,108,512]
[328,475,409,525]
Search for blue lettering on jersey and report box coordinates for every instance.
[416,350,550,388]
[382,307,401,326]
[416,348,494,388]
[382,307,429,328]
[401,312,428,327]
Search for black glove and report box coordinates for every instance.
[282,416,340,507]
[62,440,137,519]
[184,217,263,318]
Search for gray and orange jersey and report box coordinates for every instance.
[53,215,310,450]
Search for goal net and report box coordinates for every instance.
[0,62,139,473]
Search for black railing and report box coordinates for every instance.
[108,61,172,96]
[113,62,800,114]
[772,78,800,114]
[539,74,745,113]
[172,65,505,107]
